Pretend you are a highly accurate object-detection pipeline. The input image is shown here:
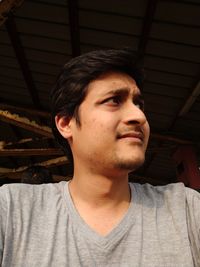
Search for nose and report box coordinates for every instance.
[122,102,148,126]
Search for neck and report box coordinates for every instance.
[68,165,132,236]
[69,166,130,209]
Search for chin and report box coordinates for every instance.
[114,155,145,172]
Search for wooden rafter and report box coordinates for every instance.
[178,79,200,117]
[136,0,158,64]
[5,14,42,109]
[0,110,53,138]
[0,103,50,118]
[0,172,71,182]
[0,166,71,181]
[0,148,63,157]
[0,156,68,174]
[0,0,25,26]
[0,137,50,148]
[5,14,58,170]
[68,0,81,57]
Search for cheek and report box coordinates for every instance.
[88,118,116,145]
[86,114,116,130]
[144,122,150,143]
[81,110,119,141]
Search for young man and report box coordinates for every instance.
[0,49,199,266]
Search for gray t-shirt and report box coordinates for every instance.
[0,181,199,267]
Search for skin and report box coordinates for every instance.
[56,71,150,236]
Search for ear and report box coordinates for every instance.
[55,114,73,139]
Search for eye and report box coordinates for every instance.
[103,96,122,105]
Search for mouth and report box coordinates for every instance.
[117,131,144,143]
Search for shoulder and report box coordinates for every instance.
[132,181,200,215]
[0,181,67,207]
[185,186,200,203]
[132,182,186,202]
[184,186,200,222]
[184,188,200,263]
[133,183,189,211]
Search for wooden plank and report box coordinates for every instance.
[79,10,141,36]
[68,0,80,56]
[5,15,42,109]
[0,110,53,137]
[0,137,49,148]
[155,1,200,26]
[80,28,139,49]
[0,156,68,174]
[147,40,200,63]
[0,148,63,157]
[0,172,71,182]
[0,103,50,118]
[15,17,70,40]
[16,1,68,23]
[0,0,24,26]
[79,0,145,17]
[137,0,158,63]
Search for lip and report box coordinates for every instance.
[118,132,144,142]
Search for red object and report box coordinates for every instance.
[172,146,200,189]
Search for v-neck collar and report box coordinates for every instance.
[63,181,140,250]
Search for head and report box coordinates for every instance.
[51,49,150,175]
[21,166,53,184]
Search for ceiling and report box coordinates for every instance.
[0,0,200,186]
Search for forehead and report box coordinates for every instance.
[86,71,141,98]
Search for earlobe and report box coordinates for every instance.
[55,115,72,139]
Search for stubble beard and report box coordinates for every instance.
[114,158,144,172]
[86,145,146,175]
[111,152,145,172]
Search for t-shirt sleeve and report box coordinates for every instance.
[185,187,200,266]
[0,185,8,264]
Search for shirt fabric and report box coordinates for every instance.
[0,181,199,267]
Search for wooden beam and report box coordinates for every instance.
[68,0,81,57]
[0,156,68,174]
[0,0,25,26]
[178,79,200,117]
[0,98,24,165]
[25,156,68,168]
[0,103,50,118]
[5,15,56,168]
[0,110,53,138]
[0,172,71,182]
[0,137,50,148]
[5,14,42,109]
[136,0,158,64]
[0,148,63,157]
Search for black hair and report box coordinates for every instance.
[21,166,53,184]
[50,48,144,168]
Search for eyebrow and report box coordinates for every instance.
[102,87,144,100]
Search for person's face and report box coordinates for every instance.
[57,71,150,175]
